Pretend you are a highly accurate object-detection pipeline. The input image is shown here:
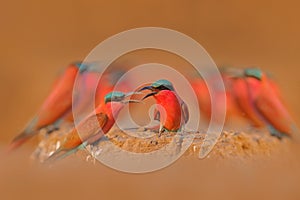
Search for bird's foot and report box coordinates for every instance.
[158,129,166,137]
[270,132,285,140]
[268,126,288,140]
[157,124,165,137]
[158,131,162,137]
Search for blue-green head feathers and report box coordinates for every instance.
[151,79,175,91]
[72,61,92,73]
[244,68,263,80]
[104,91,125,104]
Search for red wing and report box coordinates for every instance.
[76,112,108,140]
[254,92,293,135]
[233,78,264,127]
[62,112,108,149]
[37,67,78,127]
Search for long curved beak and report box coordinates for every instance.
[221,68,244,78]
[142,91,157,100]
[125,91,142,97]
[138,85,154,92]
[122,99,142,104]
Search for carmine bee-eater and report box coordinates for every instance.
[232,68,297,138]
[229,72,265,128]
[63,69,130,122]
[46,91,140,161]
[139,79,189,136]
[9,62,89,151]
[190,72,241,123]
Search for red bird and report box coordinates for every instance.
[230,74,265,127]
[63,69,130,122]
[190,72,241,123]
[231,68,297,138]
[9,62,89,150]
[139,79,189,135]
[46,91,139,161]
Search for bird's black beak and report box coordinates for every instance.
[221,68,244,79]
[122,99,142,104]
[121,92,142,104]
[142,91,158,100]
[138,85,157,100]
[124,91,141,97]
[138,85,154,92]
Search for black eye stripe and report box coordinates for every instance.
[156,85,171,90]
[105,95,125,103]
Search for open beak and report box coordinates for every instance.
[122,99,142,104]
[137,85,157,100]
[125,91,142,97]
[121,92,143,104]
[142,91,158,100]
[138,85,154,92]
[223,69,245,78]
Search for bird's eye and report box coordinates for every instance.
[157,85,170,90]
[112,96,124,102]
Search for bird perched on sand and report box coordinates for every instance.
[190,72,241,123]
[46,91,140,161]
[9,62,90,151]
[139,79,189,136]
[230,68,297,138]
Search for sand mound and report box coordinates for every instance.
[32,126,292,163]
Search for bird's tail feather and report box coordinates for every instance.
[7,130,38,152]
[7,116,40,152]
[44,142,88,163]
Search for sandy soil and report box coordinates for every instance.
[1,1,300,200]
[32,126,292,164]
[1,127,298,200]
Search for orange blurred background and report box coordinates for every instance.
[1,1,300,199]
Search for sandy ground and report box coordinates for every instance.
[33,127,292,163]
[1,128,299,200]
[1,1,300,200]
